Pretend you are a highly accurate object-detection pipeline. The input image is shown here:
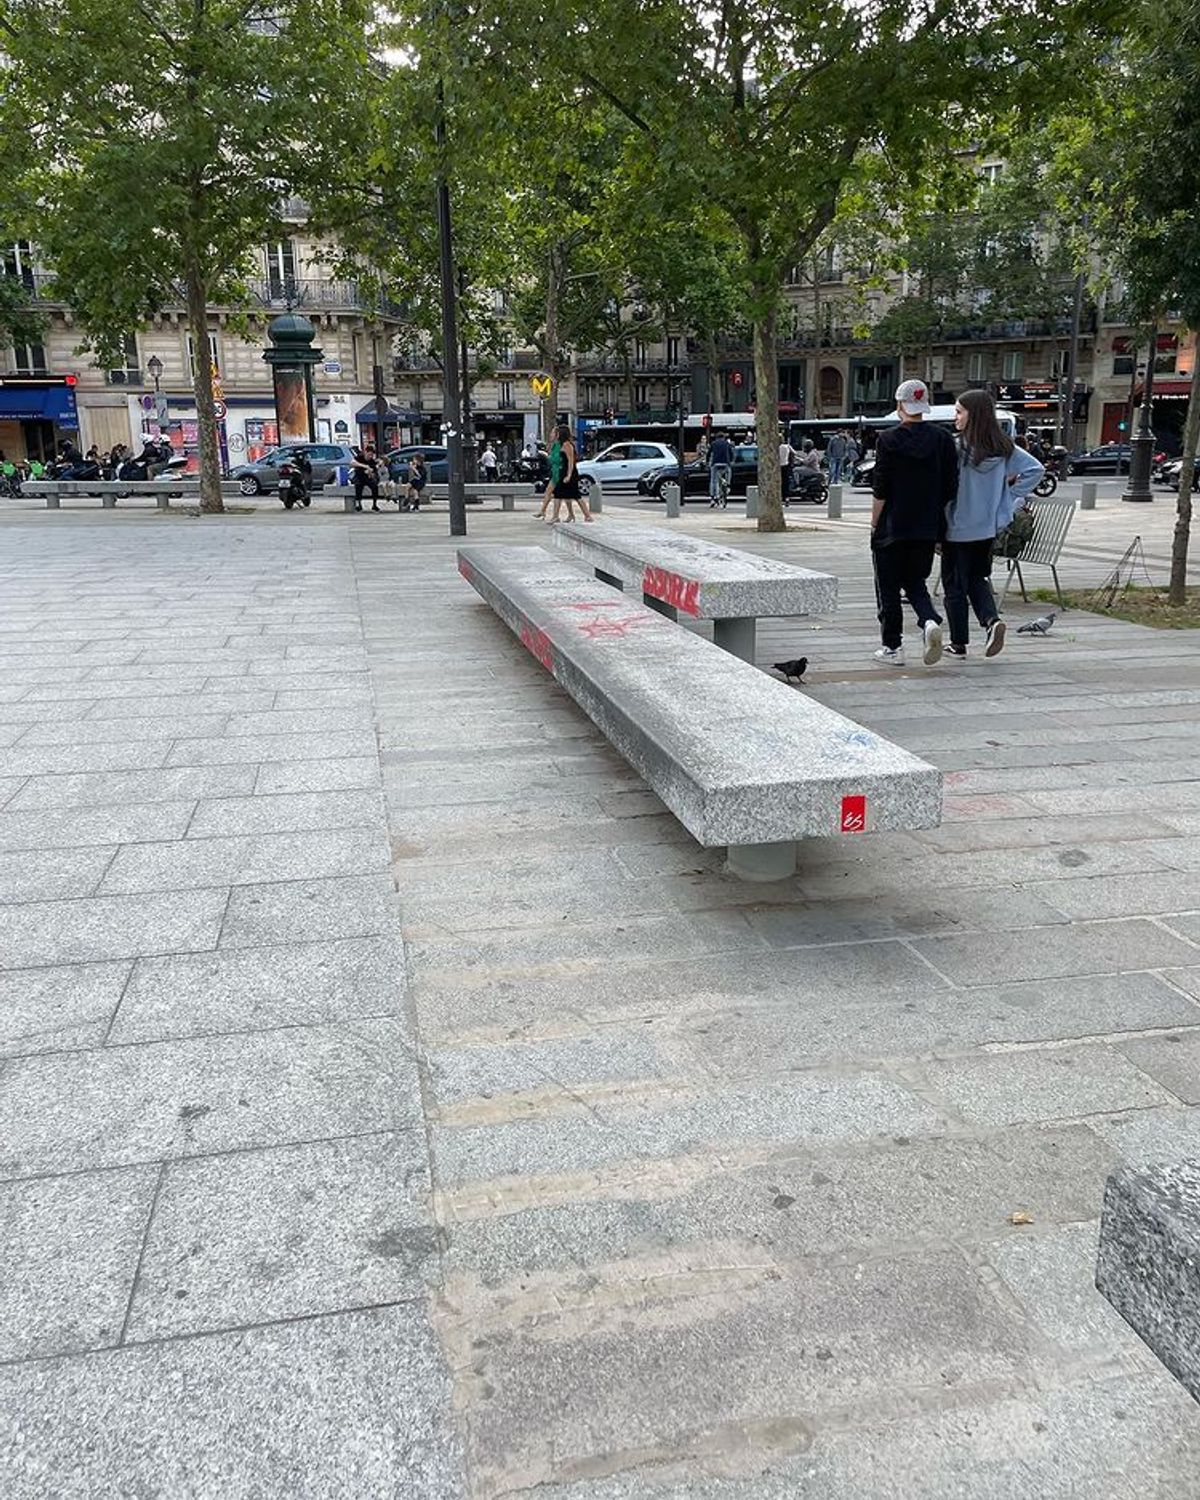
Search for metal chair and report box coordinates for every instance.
[999,494,1076,609]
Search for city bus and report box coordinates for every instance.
[790,406,1018,458]
[581,412,752,459]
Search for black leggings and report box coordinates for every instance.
[941,539,999,647]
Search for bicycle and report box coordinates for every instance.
[708,465,731,509]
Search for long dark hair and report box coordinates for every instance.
[957,388,1014,466]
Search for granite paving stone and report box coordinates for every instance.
[0,845,115,904]
[0,1017,422,1178]
[253,754,382,794]
[18,712,231,744]
[111,935,405,1043]
[126,1134,435,1341]
[0,960,130,1057]
[219,872,398,947]
[0,1165,159,1360]
[4,764,257,813]
[0,1303,464,1500]
[186,788,385,838]
[0,887,228,968]
[98,825,389,895]
[1162,911,1200,944]
[912,919,1200,985]
[163,729,377,767]
[0,800,194,852]
[921,1046,1177,1126]
[1116,1031,1200,1103]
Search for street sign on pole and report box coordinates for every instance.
[531,374,552,398]
[212,399,227,422]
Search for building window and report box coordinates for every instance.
[499,379,513,407]
[185,332,220,381]
[635,341,648,370]
[4,241,36,291]
[106,334,140,385]
[12,342,48,374]
[265,240,297,301]
[666,336,680,367]
[634,381,649,408]
[1155,333,1178,375]
[1111,337,1134,376]
[967,351,985,382]
[979,162,1004,186]
[1001,350,1024,382]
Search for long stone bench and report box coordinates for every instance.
[1096,1160,1200,1401]
[550,517,837,661]
[21,479,244,510]
[457,544,941,878]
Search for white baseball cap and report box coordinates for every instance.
[895,378,932,416]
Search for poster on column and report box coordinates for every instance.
[273,367,311,443]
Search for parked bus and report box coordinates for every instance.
[582,412,752,459]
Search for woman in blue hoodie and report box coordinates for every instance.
[942,390,1044,659]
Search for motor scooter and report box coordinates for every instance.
[277,460,312,510]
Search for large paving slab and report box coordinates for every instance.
[1,501,1198,1497]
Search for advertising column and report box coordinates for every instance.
[262,312,323,445]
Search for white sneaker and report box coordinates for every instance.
[985,619,1006,658]
[923,619,944,665]
[873,645,905,667]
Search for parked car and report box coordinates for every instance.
[229,442,358,496]
[1065,443,1134,476]
[1159,456,1199,491]
[636,444,762,500]
[384,445,449,483]
[577,441,679,496]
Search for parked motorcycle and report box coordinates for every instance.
[277,457,313,510]
[1033,471,1058,497]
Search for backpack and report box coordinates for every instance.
[996,503,1036,559]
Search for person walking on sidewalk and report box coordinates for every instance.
[536,430,563,520]
[870,379,958,667]
[550,424,593,522]
[942,389,1044,659]
[826,429,848,484]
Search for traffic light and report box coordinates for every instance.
[1072,389,1090,423]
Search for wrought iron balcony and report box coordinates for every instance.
[248,278,406,320]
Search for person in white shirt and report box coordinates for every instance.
[480,443,498,478]
[778,437,796,503]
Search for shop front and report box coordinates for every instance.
[124,391,358,472]
[0,376,79,462]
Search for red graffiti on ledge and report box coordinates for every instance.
[642,566,701,616]
[457,556,475,584]
[840,794,867,833]
[519,620,555,671]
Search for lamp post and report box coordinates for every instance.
[147,354,163,392]
[1122,326,1157,504]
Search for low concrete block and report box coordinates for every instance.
[156,494,170,512]
[456,544,941,849]
[590,480,603,513]
[1081,481,1097,511]
[551,516,837,621]
[501,492,515,512]
[1097,1159,1200,1401]
[746,484,759,519]
[101,495,118,509]
[827,483,844,518]
[662,482,681,518]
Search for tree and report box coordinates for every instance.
[1035,0,1200,603]
[0,0,371,511]
[458,0,1120,529]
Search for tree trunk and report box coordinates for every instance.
[1169,358,1200,605]
[185,258,223,514]
[754,299,784,532]
[543,247,560,445]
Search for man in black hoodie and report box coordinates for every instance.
[870,379,957,667]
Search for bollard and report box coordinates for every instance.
[101,494,118,509]
[342,493,357,514]
[663,482,681,518]
[1081,481,1097,511]
[590,480,603,514]
[826,484,843,519]
[155,493,170,511]
[745,485,759,520]
[501,491,515,513]
[46,494,60,510]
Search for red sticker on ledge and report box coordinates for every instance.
[642,565,701,617]
[840,795,866,833]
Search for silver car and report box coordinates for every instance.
[229,442,359,496]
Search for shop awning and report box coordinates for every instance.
[354,401,423,424]
[0,383,79,426]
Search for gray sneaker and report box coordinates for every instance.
[985,619,1007,658]
[923,620,944,665]
[873,645,905,667]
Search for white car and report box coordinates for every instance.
[577,441,678,495]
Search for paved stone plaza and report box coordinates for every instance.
[2,493,1200,1497]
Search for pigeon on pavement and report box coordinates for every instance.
[774,657,808,682]
[1017,612,1057,635]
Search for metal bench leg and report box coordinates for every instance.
[595,568,624,590]
[1051,565,1066,609]
[502,493,515,512]
[713,617,756,662]
[643,593,677,620]
[727,840,797,881]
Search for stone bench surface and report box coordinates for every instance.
[22,479,242,495]
[1097,1160,1200,1402]
[550,516,838,619]
[457,544,940,847]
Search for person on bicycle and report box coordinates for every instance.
[709,432,734,507]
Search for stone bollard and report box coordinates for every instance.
[663,482,681,518]
[590,480,603,514]
[156,493,170,511]
[46,494,60,510]
[501,491,515,513]
[1081,481,1097,511]
[101,494,118,509]
[745,485,759,520]
[826,484,843,519]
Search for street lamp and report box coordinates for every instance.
[1122,326,1157,504]
[147,354,163,392]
